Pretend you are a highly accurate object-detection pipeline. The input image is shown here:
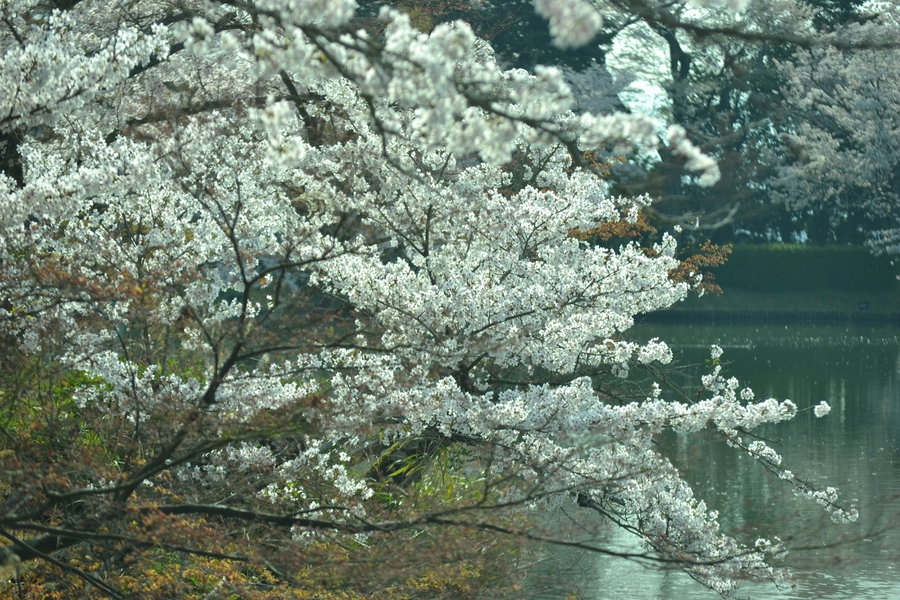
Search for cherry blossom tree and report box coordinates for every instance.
[454,0,898,244]
[769,4,900,253]
[598,0,900,245]
[0,0,859,598]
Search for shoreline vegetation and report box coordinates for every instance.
[645,244,900,325]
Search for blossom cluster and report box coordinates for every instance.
[0,0,854,594]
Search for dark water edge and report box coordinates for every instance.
[639,310,900,326]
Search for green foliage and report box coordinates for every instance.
[0,366,105,448]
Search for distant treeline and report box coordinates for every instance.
[715,244,898,292]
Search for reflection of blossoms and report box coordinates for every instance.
[814,401,832,418]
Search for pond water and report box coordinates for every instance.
[524,323,900,600]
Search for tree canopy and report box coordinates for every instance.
[0,0,884,598]
[407,0,900,249]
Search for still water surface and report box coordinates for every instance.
[525,323,900,600]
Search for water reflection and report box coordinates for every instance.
[525,324,900,599]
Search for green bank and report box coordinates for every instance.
[651,244,900,323]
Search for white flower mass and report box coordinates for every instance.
[0,0,860,595]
